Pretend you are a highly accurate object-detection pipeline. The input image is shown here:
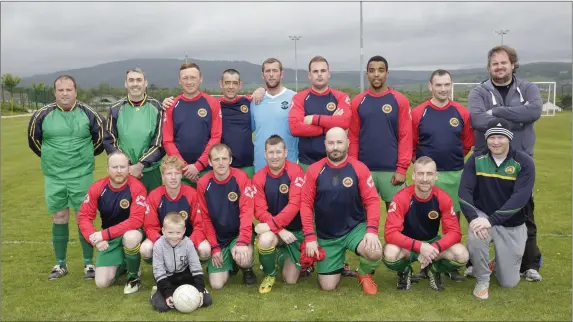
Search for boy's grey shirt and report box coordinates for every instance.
[152,235,203,282]
[468,75,542,156]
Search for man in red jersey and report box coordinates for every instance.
[349,55,413,211]
[162,62,222,186]
[382,156,468,291]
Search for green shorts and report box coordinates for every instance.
[277,230,304,269]
[407,235,441,263]
[434,170,462,212]
[239,166,255,179]
[316,222,366,274]
[207,234,255,274]
[371,171,406,202]
[44,172,93,214]
[140,167,163,193]
[95,229,145,267]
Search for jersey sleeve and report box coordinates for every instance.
[456,103,475,155]
[288,92,324,137]
[162,96,187,166]
[311,91,351,130]
[348,95,363,159]
[252,171,273,224]
[77,181,103,242]
[194,96,222,172]
[103,104,121,155]
[268,165,304,233]
[143,189,162,243]
[384,191,423,253]
[185,187,206,244]
[197,177,220,255]
[353,160,381,234]
[236,172,254,246]
[411,105,423,160]
[139,99,166,166]
[103,179,147,241]
[300,164,319,242]
[434,189,462,251]
[27,107,50,157]
[396,94,413,174]
[458,154,479,223]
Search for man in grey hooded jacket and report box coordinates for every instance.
[466,45,543,282]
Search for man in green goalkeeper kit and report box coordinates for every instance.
[27,75,106,280]
[103,68,165,192]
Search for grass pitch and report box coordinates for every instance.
[1,113,571,321]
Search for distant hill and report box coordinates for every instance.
[18,58,572,90]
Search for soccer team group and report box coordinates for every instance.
[27,44,544,312]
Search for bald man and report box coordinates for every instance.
[300,127,383,294]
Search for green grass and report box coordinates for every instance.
[1,113,572,321]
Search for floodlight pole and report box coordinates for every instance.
[495,29,510,45]
[289,36,302,91]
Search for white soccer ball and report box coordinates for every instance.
[173,284,202,313]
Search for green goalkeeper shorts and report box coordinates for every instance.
[207,234,255,274]
[316,222,366,274]
[139,167,163,193]
[371,171,406,202]
[277,230,304,269]
[434,170,462,213]
[44,172,93,214]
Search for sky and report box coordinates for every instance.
[1,1,572,77]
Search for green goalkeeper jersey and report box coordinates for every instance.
[103,95,165,172]
[27,102,106,179]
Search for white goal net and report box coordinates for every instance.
[451,81,557,117]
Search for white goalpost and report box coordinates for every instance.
[451,81,558,117]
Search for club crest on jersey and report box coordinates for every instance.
[197,108,208,117]
[179,211,188,220]
[428,210,439,220]
[281,101,289,110]
[279,183,289,194]
[326,102,337,112]
[240,105,249,113]
[120,199,130,209]
[505,166,516,174]
[449,117,460,127]
[228,192,238,202]
[342,177,354,187]
[382,104,392,113]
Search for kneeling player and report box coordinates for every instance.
[382,156,468,291]
[78,151,146,294]
[150,212,212,312]
[301,127,383,295]
[197,144,257,289]
[252,135,306,293]
[141,156,211,263]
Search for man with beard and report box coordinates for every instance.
[411,69,474,282]
[459,119,535,299]
[301,127,383,295]
[78,151,147,294]
[252,58,298,172]
[28,75,106,281]
[467,46,542,282]
[348,55,413,211]
[104,68,165,192]
[382,156,468,291]
[140,156,211,264]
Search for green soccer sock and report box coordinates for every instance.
[382,257,410,273]
[77,226,93,265]
[258,244,277,276]
[432,259,465,274]
[52,223,69,266]
[357,256,381,275]
[143,257,153,265]
[124,244,141,279]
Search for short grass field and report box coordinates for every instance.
[1,112,571,321]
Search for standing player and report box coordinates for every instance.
[411,69,473,282]
[103,68,165,192]
[288,56,352,170]
[251,58,298,172]
[348,55,413,210]
[301,127,383,295]
[467,45,542,282]
[197,144,257,289]
[459,119,535,299]
[251,135,306,293]
[28,75,106,280]
[162,62,222,186]
[77,151,146,294]
[140,156,211,264]
[382,156,468,291]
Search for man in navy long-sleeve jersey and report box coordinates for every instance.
[459,118,535,300]
[467,46,542,282]
[301,127,383,295]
